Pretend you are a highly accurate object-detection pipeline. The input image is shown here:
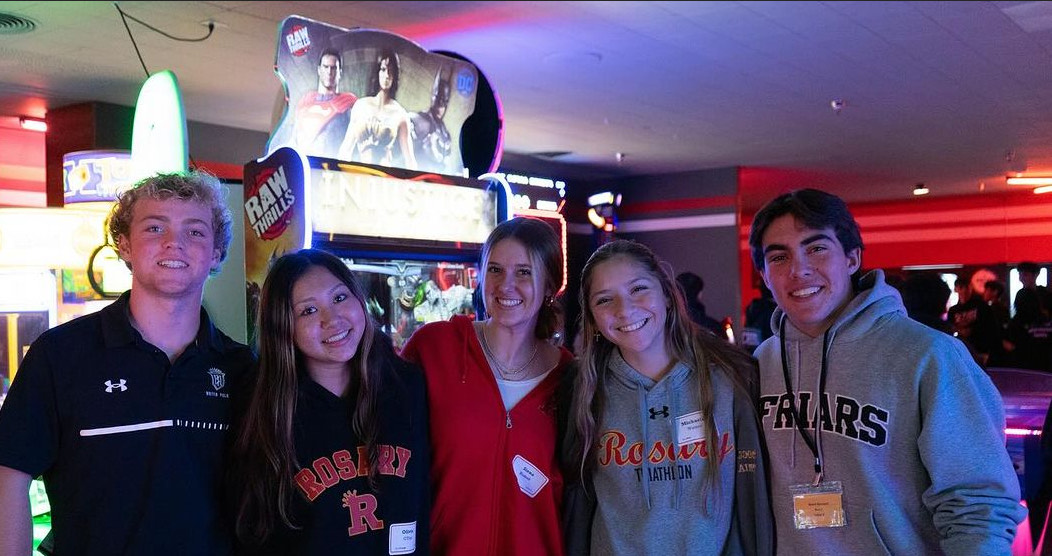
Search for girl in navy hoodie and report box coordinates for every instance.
[228,249,429,555]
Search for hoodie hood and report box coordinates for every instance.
[770,269,906,344]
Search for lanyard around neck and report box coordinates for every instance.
[778,316,831,484]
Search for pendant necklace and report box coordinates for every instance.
[480,323,540,380]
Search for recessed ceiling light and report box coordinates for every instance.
[913,183,929,196]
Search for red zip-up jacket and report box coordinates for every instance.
[402,315,571,556]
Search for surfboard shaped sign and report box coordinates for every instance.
[130,70,188,182]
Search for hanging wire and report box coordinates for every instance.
[115,5,214,42]
[114,2,150,77]
[113,2,216,78]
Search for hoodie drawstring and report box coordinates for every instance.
[637,382,653,510]
[669,384,682,510]
[779,315,833,485]
[779,315,798,471]
[813,330,833,484]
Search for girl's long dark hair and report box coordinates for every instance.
[230,248,383,544]
[566,240,756,488]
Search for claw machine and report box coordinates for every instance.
[244,151,508,348]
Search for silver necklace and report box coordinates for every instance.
[479,323,540,380]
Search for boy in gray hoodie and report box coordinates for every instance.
[748,188,1025,555]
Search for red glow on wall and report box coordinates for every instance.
[0,127,46,206]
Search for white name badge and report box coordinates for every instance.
[512,454,550,498]
[389,521,417,555]
[677,411,705,446]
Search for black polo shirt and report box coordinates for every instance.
[0,291,254,556]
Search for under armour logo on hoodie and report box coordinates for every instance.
[104,379,128,393]
[649,406,669,419]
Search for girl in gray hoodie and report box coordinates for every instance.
[562,240,773,555]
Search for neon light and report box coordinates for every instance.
[1006,176,1052,187]
[1005,428,1042,436]
[298,150,312,249]
[587,208,605,229]
[130,70,188,181]
[588,192,615,207]
[478,172,513,222]
[515,208,568,295]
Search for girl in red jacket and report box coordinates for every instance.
[402,217,573,555]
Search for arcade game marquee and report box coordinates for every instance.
[245,16,566,348]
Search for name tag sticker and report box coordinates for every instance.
[790,481,847,529]
[512,454,549,498]
[677,411,705,446]
[389,521,416,554]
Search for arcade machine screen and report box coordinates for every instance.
[345,258,477,349]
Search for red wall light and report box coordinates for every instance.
[19,117,47,132]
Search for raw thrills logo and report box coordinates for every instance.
[285,24,310,56]
[245,165,296,240]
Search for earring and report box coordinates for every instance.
[544,295,554,306]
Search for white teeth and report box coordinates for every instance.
[497,298,522,307]
[158,260,188,268]
[791,286,820,297]
[618,318,648,332]
[323,330,349,344]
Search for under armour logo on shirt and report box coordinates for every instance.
[104,379,128,393]
[649,406,669,419]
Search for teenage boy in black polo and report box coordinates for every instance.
[0,172,254,555]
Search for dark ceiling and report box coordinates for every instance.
[1,1,1051,206]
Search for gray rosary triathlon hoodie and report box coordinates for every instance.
[756,270,1025,555]
[588,351,766,555]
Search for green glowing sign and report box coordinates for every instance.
[130,70,188,181]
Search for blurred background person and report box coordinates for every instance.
[948,269,1002,366]
[1016,261,1050,318]
[741,284,777,354]
[675,271,722,338]
[901,272,952,334]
